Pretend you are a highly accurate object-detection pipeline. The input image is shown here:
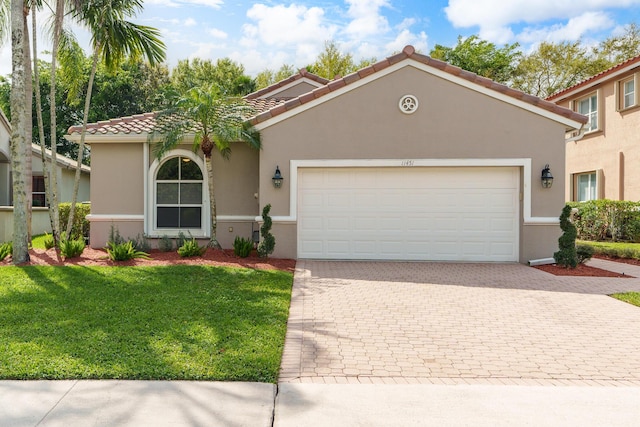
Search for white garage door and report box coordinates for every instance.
[297,167,519,261]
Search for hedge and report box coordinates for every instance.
[569,200,640,242]
[58,202,91,240]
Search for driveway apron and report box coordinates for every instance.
[279,260,640,385]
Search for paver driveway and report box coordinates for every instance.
[279,260,640,385]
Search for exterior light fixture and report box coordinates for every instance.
[272,165,283,188]
[541,164,553,188]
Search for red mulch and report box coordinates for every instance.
[593,254,640,266]
[534,263,634,278]
[2,248,296,273]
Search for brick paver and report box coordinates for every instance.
[279,261,640,385]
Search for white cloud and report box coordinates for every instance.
[207,28,228,39]
[344,0,391,39]
[144,0,223,8]
[445,0,640,43]
[385,29,428,54]
[184,18,197,27]
[517,11,614,44]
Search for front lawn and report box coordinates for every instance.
[611,292,640,307]
[578,240,640,260]
[0,265,293,382]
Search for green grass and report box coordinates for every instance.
[0,265,293,382]
[31,234,48,250]
[611,292,640,307]
[578,240,640,260]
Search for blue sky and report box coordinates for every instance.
[1,0,640,77]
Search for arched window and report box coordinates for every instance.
[155,156,204,229]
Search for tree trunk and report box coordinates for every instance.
[66,46,100,238]
[9,0,29,263]
[23,5,32,244]
[204,154,221,249]
[32,8,58,246]
[48,0,65,242]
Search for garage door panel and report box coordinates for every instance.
[298,167,518,261]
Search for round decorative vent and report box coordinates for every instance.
[399,95,419,114]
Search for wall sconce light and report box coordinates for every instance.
[272,165,283,188]
[541,164,553,188]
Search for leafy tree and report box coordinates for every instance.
[593,23,640,67]
[255,64,295,90]
[308,40,358,79]
[512,41,595,98]
[0,75,10,119]
[151,85,261,249]
[171,57,255,96]
[430,35,520,83]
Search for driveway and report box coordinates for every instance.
[279,260,640,385]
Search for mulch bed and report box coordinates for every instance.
[593,254,640,266]
[2,248,297,272]
[534,262,634,278]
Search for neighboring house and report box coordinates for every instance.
[547,55,640,202]
[0,109,91,242]
[67,46,585,263]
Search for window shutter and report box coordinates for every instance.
[596,169,605,199]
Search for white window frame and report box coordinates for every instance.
[576,92,599,133]
[618,74,638,111]
[147,149,209,238]
[574,171,598,202]
[32,174,47,207]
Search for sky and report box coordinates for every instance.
[1,0,640,78]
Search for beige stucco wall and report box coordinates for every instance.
[560,70,640,201]
[258,65,568,262]
[268,81,321,99]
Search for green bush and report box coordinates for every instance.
[177,231,188,249]
[43,233,55,250]
[131,233,152,253]
[107,241,150,261]
[59,203,90,240]
[554,204,578,268]
[576,244,594,264]
[233,236,254,258]
[177,238,205,258]
[158,235,174,252]
[570,200,640,242]
[0,242,12,261]
[59,237,85,259]
[257,204,275,258]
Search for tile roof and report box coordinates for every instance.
[67,45,587,137]
[250,45,587,126]
[546,54,640,101]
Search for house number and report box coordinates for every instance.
[401,160,415,166]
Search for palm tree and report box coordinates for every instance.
[65,0,165,237]
[151,85,261,249]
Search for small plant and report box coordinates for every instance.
[0,241,12,261]
[176,231,188,249]
[554,204,578,268]
[158,235,174,252]
[43,233,55,250]
[107,241,151,261]
[257,204,275,258]
[59,237,85,260]
[177,238,206,258]
[108,224,126,246]
[131,233,152,253]
[233,236,254,258]
[576,244,594,264]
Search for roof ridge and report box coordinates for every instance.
[244,69,330,100]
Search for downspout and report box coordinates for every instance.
[565,125,586,143]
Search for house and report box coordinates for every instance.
[66,46,586,263]
[547,55,640,202]
[0,109,91,242]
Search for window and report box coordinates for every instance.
[577,93,598,132]
[576,172,597,202]
[32,175,46,207]
[155,156,203,229]
[623,78,635,109]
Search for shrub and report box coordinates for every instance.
[177,238,205,257]
[257,204,275,258]
[176,231,188,249]
[570,200,640,242]
[554,204,578,268]
[158,235,174,252]
[107,241,150,261]
[233,236,254,258]
[59,237,85,259]
[0,242,12,261]
[576,244,594,264]
[43,233,55,250]
[58,202,90,240]
[108,224,126,246]
[131,233,152,253]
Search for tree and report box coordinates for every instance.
[430,35,520,83]
[9,0,30,263]
[308,40,358,79]
[171,57,255,96]
[150,85,261,248]
[255,64,295,90]
[512,41,595,98]
[593,23,640,67]
[65,0,165,239]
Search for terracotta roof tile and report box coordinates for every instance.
[547,54,640,101]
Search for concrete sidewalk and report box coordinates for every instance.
[3,380,640,427]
